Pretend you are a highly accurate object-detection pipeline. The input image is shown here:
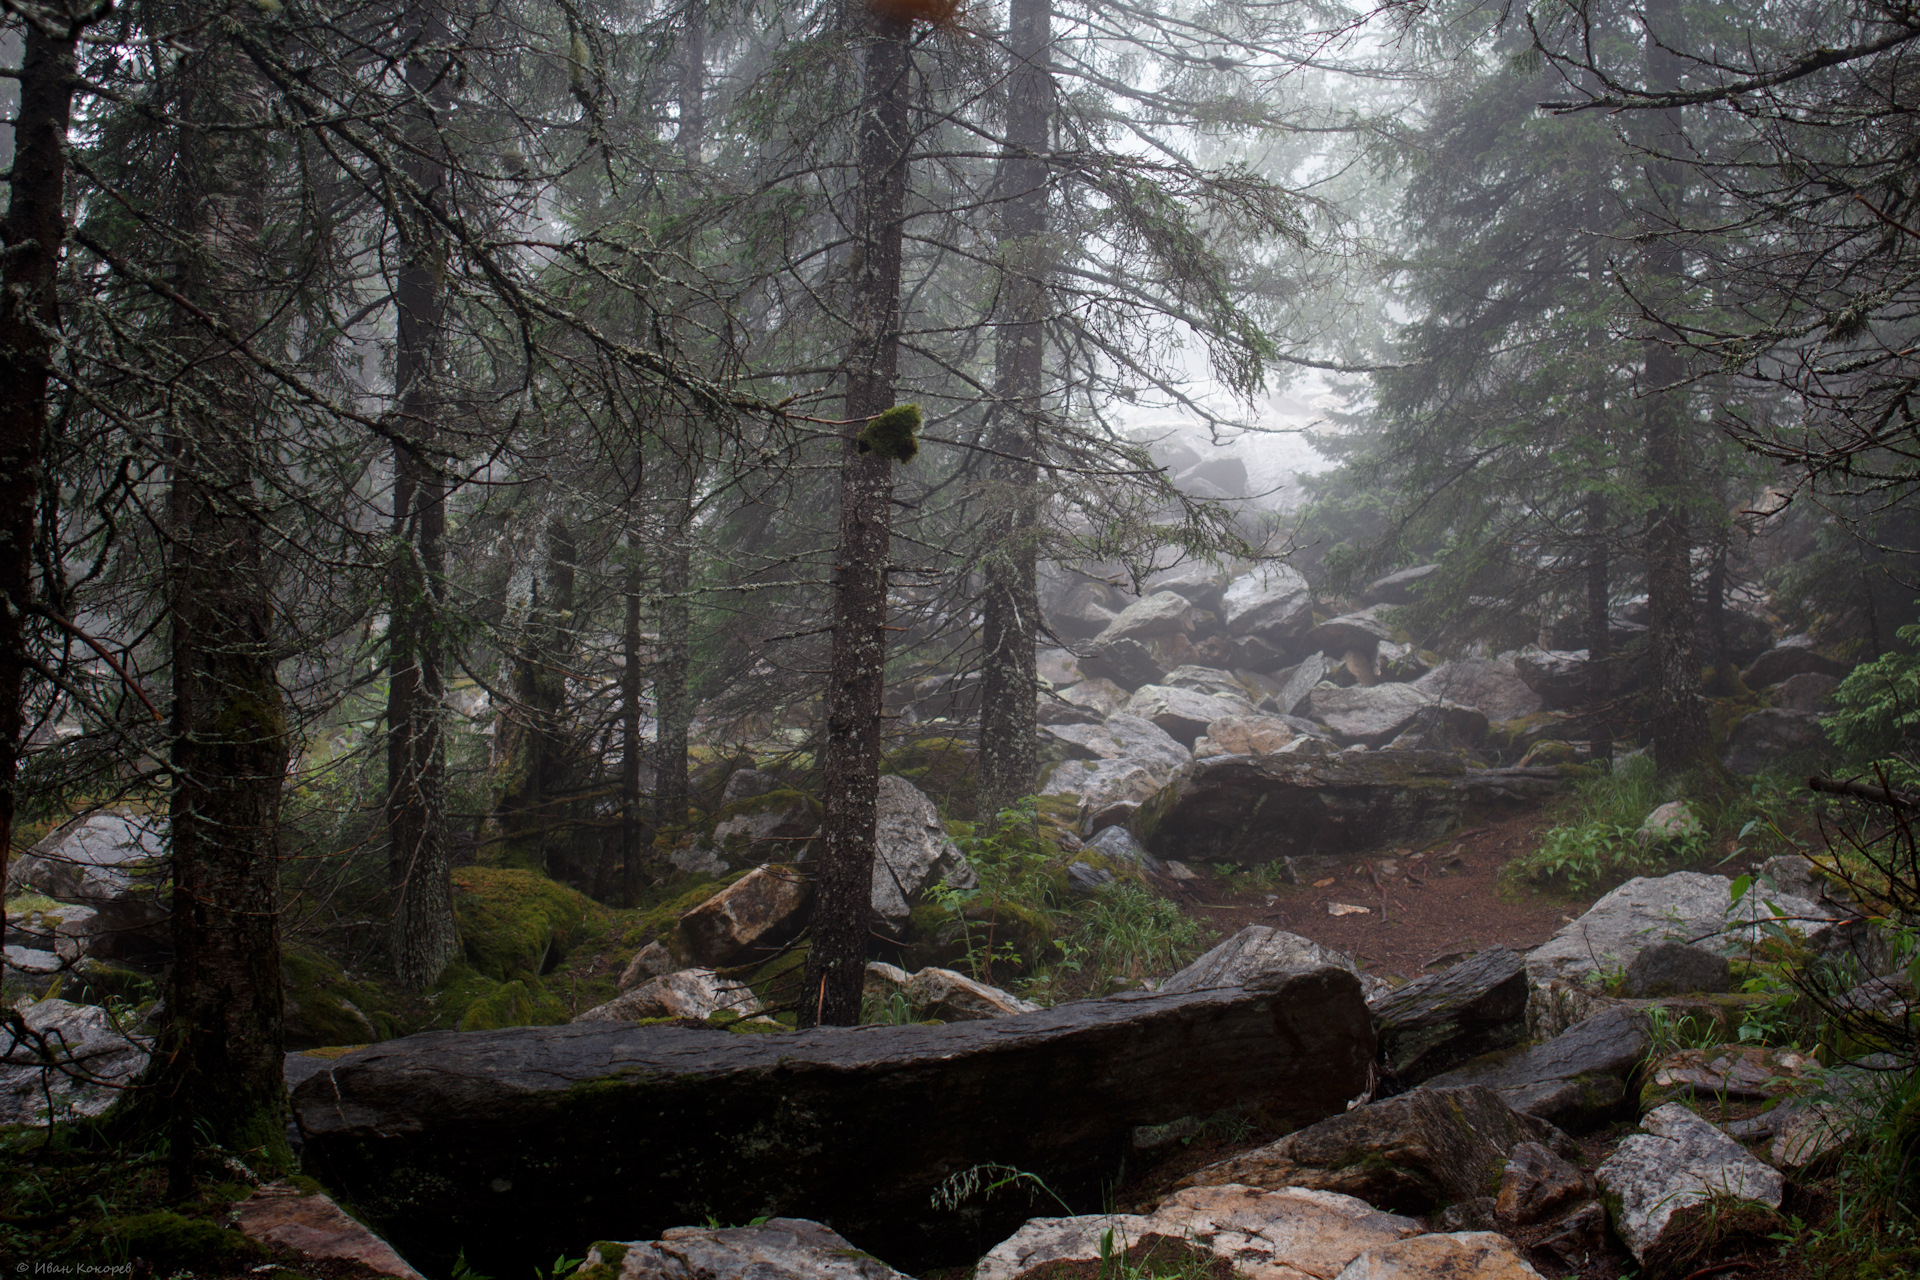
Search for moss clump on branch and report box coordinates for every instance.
[857,403,921,463]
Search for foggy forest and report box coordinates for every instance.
[2,0,1920,1277]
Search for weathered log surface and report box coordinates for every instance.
[294,970,1373,1277]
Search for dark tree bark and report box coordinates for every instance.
[651,10,704,837]
[158,10,293,1189]
[619,443,647,905]
[976,0,1052,821]
[1639,0,1708,768]
[386,0,457,990]
[494,520,578,873]
[803,5,913,1028]
[0,1,95,959]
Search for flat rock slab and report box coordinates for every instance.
[1180,1085,1569,1214]
[1422,1006,1648,1132]
[1596,1103,1784,1264]
[1160,925,1370,997]
[294,973,1373,1277]
[975,1184,1424,1280]
[1333,1231,1545,1280]
[586,1220,912,1280]
[231,1184,425,1279]
[1130,751,1465,865]
[1371,947,1527,1085]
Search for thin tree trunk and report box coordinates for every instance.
[1582,228,1612,764]
[803,5,912,1029]
[976,0,1051,821]
[159,13,292,1190]
[0,5,92,963]
[652,13,704,836]
[1640,0,1707,768]
[494,520,577,873]
[386,0,457,990]
[620,472,646,904]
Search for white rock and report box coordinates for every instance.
[1093,591,1197,645]
[871,775,977,934]
[1194,715,1297,759]
[0,998,150,1123]
[1307,684,1435,748]
[8,813,168,953]
[1125,685,1256,746]
[1159,926,1367,995]
[1595,1103,1783,1263]
[573,969,762,1022]
[618,941,675,992]
[905,967,1039,1021]
[1057,677,1129,717]
[1412,658,1546,723]
[974,1184,1422,1280]
[592,1219,912,1280]
[1269,653,1339,717]
[1221,567,1314,641]
[1635,800,1703,847]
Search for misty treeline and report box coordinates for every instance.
[0,0,1916,1182]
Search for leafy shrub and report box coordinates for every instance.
[1826,621,1920,791]
[1513,755,1702,890]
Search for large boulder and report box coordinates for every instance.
[975,1185,1423,1280]
[1742,636,1849,689]
[1057,676,1128,717]
[1182,1085,1571,1214]
[1159,926,1371,996]
[1221,567,1314,645]
[1052,581,1118,638]
[1422,1005,1649,1132]
[582,1219,912,1280]
[294,972,1376,1276]
[1042,714,1193,832]
[1162,664,1251,700]
[1526,872,1836,1003]
[7,812,168,962]
[1194,714,1298,759]
[0,998,151,1124]
[1306,607,1394,664]
[1125,684,1256,747]
[1595,1103,1784,1266]
[707,792,819,864]
[1092,591,1198,645]
[1722,708,1825,775]
[574,969,762,1023]
[1623,942,1731,999]
[1145,562,1230,613]
[1412,659,1546,724]
[1080,636,1168,690]
[872,775,977,936]
[1131,751,1466,865]
[1773,672,1840,713]
[1511,647,1589,710]
[1267,652,1339,717]
[1308,684,1438,748]
[675,866,812,968]
[1333,1231,1544,1280]
[1371,948,1527,1086]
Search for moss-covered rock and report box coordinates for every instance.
[107,1211,266,1271]
[283,943,401,1049]
[882,736,977,819]
[453,866,598,981]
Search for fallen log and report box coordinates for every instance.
[293,971,1372,1277]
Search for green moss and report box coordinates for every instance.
[453,866,602,981]
[575,1242,632,1280]
[282,942,401,1047]
[627,869,751,951]
[454,977,570,1032]
[856,403,921,463]
[107,1211,266,1270]
[882,736,978,817]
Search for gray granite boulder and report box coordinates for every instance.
[1221,566,1314,644]
[1132,750,1465,865]
[1595,1103,1784,1265]
[1371,948,1527,1085]
[1512,647,1590,710]
[1159,925,1374,997]
[872,775,977,935]
[1145,562,1230,612]
[1412,658,1546,724]
[1422,1005,1649,1132]
[1267,652,1340,717]
[1308,684,1436,748]
[1125,684,1256,747]
[1080,636,1168,690]
[574,969,763,1023]
[8,812,168,961]
[1722,708,1826,775]
[1094,591,1198,645]
[1623,942,1731,998]
[1743,636,1848,688]
[582,1220,912,1280]
[1361,565,1438,606]
[0,998,151,1124]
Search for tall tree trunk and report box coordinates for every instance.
[803,6,912,1028]
[652,13,704,836]
[0,4,92,963]
[1582,229,1612,764]
[493,519,577,873]
[386,0,457,990]
[976,0,1051,821]
[620,476,646,904]
[159,11,292,1190]
[1640,0,1708,768]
